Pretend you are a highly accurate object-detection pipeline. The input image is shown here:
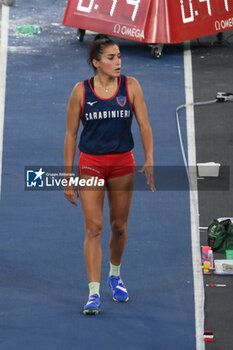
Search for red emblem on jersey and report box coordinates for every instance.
[116,96,127,107]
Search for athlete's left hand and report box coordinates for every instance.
[138,164,156,192]
[64,182,79,206]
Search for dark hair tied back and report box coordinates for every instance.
[94,34,110,41]
[88,34,118,71]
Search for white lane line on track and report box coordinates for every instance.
[184,42,205,350]
[0,4,9,198]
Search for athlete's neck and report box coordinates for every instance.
[94,75,118,93]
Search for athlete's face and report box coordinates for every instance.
[94,44,121,77]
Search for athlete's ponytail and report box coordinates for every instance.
[88,34,118,71]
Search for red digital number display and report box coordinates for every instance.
[168,0,233,42]
[63,0,233,43]
[63,0,152,41]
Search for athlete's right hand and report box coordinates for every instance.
[64,183,79,206]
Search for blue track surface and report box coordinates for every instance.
[1,1,196,349]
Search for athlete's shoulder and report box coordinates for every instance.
[71,81,84,99]
[126,76,137,83]
[126,76,142,94]
[73,81,84,93]
[126,76,140,88]
[68,81,84,110]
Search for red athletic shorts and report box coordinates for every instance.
[78,150,136,180]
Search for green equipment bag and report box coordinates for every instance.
[227,220,233,249]
[207,219,233,252]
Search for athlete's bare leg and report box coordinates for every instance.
[107,173,135,266]
[79,175,106,282]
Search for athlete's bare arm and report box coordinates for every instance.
[127,77,155,192]
[64,82,83,205]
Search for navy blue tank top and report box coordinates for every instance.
[79,75,134,155]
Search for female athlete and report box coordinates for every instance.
[64,34,155,315]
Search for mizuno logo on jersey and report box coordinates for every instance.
[87,101,98,106]
[85,109,131,121]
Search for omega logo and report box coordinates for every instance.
[113,24,144,39]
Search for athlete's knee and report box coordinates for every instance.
[85,221,103,239]
[111,220,127,237]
